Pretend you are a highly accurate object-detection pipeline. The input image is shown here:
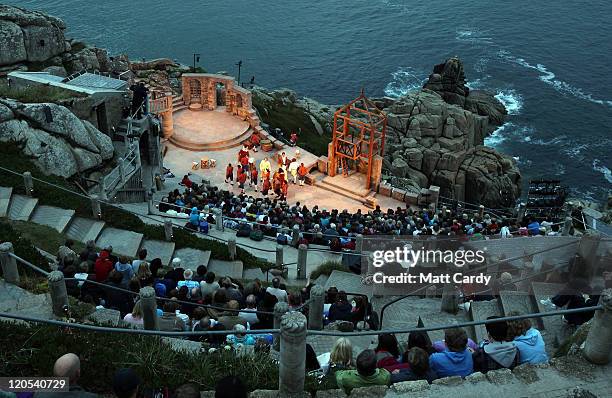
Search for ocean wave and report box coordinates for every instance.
[455,28,494,45]
[484,122,535,147]
[466,76,490,90]
[384,66,427,98]
[592,159,612,184]
[484,122,513,146]
[529,135,567,146]
[497,50,612,108]
[561,143,589,160]
[474,56,490,73]
[494,89,523,115]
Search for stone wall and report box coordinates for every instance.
[181,73,259,128]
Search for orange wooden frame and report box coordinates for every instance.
[329,91,387,190]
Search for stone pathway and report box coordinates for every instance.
[172,247,211,270]
[30,205,75,233]
[141,239,176,267]
[0,187,12,217]
[65,216,106,244]
[0,280,53,321]
[207,259,243,280]
[96,227,144,258]
[7,194,38,221]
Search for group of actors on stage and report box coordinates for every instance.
[225,145,308,200]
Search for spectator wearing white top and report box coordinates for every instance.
[266,277,288,302]
[239,294,259,325]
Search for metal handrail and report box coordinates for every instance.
[0,304,603,338]
[8,252,50,276]
[377,238,581,329]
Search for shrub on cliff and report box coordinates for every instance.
[0,321,288,394]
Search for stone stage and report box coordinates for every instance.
[168,107,251,151]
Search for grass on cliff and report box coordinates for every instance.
[252,96,331,156]
[0,221,51,293]
[0,81,84,104]
[0,143,271,270]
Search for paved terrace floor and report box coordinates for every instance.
[160,141,403,213]
[171,107,249,147]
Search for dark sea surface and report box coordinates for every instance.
[9,0,612,202]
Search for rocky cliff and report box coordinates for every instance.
[0,5,131,78]
[251,86,335,155]
[380,57,520,208]
[0,99,114,178]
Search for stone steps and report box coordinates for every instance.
[172,248,211,270]
[96,227,144,257]
[173,104,187,113]
[65,217,106,244]
[140,239,176,268]
[315,178,376,209]
[207,259,244,280]
[531,282,566,349]
[168,127,252,152]
[30,205,75,233]
[469,299,502,343]
[7,194,38,222]
[0,186,12,217]
[498,290,539,326]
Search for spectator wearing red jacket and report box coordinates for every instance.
[94,248,114,282]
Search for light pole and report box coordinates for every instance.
[236,60,242,85]
[193,53,201,71]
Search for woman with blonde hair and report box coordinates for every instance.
[320,337,354,377]
[123,300,144,326]
[137,261,154,287]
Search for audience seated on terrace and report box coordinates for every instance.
[390,347,438,384]
[472,316,520,373]
[507,312,549,364]
[428,328,473,378]
[336,349,391,394]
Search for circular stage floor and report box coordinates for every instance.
[169,107,251,151]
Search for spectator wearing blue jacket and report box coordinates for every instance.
[429,328,473,378]
[507,314,548,364]
[527,219,541,235]
[189,207,200,227]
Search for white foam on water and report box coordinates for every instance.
[466,76,489,90]
[484,122,512,146]
[494,89,523,115]
[530,135,567,146]
[474,57,490,73]
[455,28,494,45]
[497,50,612,108]
[384,66,427,98]
[592,159,612,184]
[561,143,589,159]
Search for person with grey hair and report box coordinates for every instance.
[239,294,259,325]
[33,353,97,397]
